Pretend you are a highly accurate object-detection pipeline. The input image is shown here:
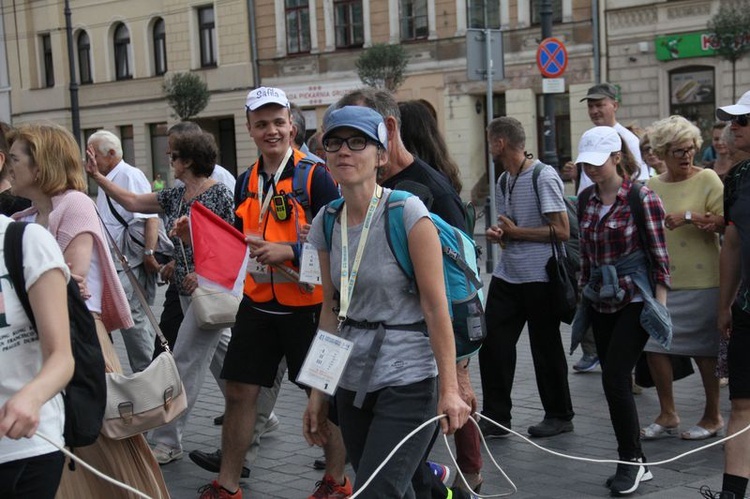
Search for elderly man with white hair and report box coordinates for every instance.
[88,130,160,373]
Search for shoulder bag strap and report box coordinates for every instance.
[95,208,171,351]
[105,194,130,229]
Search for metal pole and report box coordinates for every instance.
[246,0,260,88]
[484,7,499,268]
[540,0,558,168]
[64,0,80,145]
[592,0,600,84]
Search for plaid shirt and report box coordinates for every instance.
[579,179,670,314]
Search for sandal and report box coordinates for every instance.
[680,425,722,440]
[640,423,678,440]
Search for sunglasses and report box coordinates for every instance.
[322,136,372,153]
[166,152,180,162]
[732,114,750,127]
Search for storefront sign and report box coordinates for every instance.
[282,81,364,107]
[655,32,720,61]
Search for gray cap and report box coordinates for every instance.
[580,83,618,102]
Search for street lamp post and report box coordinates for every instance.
[64,0,81,145]
[540,0,558,168]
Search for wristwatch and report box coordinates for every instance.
[144,249,155,256]
[684,211,692,224]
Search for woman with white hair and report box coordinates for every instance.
[641,115,725,442]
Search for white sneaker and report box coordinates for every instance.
[152,444,183,465]
[261,412,280,436]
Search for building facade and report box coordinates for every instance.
[2,0,257,183]
[2,0,746,196]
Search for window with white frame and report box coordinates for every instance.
[198,6,217,67]
[41,34,54,87]
[77,31,92,84]
[401,0,428,41]
[114,23,132,80]
[334,0,364,48]
[286,0,311,54]
[467,0,499,29]
[153,18,167,75]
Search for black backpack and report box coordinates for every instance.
[4,222,106,448]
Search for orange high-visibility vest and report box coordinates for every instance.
[236,149,322,307]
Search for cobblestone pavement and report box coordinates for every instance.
[112,257,729,498]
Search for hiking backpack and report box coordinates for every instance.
[4,222,106,448]
[499,163,580,274]
[323,190,486,360]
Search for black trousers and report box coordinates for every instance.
[0,451,64,498]
[591,302,649,460]
[479,276,574,424]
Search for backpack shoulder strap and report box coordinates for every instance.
[292,157,316,208]
[577,185,596,223]
[384,190,415,279]
[499,171,508,195]
[237,165,255,206]
[322,197,346,251]
[3,222,34,327]
[530,162,547,221]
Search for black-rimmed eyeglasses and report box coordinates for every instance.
[322,136,371,153]
[669,146,696,159]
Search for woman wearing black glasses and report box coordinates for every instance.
[85,129,235,468]
[641,115,726,443]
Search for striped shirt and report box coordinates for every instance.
[493,160,566,283]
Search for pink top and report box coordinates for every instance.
[14,190,133,332]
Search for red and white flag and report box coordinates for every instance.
[189,201,248,296]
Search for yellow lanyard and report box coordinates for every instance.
[338,185,383,323]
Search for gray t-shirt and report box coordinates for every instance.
[493,160,566,283]
[307,189,438,393]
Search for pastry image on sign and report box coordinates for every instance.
[674,79,699,103]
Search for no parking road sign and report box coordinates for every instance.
[536,37,568,78]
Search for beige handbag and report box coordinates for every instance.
[178,237,241,331]
[99,210,188,440]
[101,350,187,439]
[191,285,242,330]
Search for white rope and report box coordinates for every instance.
[349,412,750,498]
[35,431,153,499]
[473,413,750,467]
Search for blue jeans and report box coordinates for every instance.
[337,377,438,499]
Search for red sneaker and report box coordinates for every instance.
[308,474,352,498]
[198,480,243,499]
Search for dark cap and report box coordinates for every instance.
[580,83,618,102]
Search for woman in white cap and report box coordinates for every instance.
[302,105,469,498]
[641,115,725,443]
[573,126,670,496]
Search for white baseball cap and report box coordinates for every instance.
[716,90,750,121]
[245,87,289,111]
[575,126,622,166]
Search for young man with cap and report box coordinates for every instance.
[199,87,347,499]
[708,90,750,499]
[479,116,575,441]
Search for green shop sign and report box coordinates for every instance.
[655,32,720,61]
